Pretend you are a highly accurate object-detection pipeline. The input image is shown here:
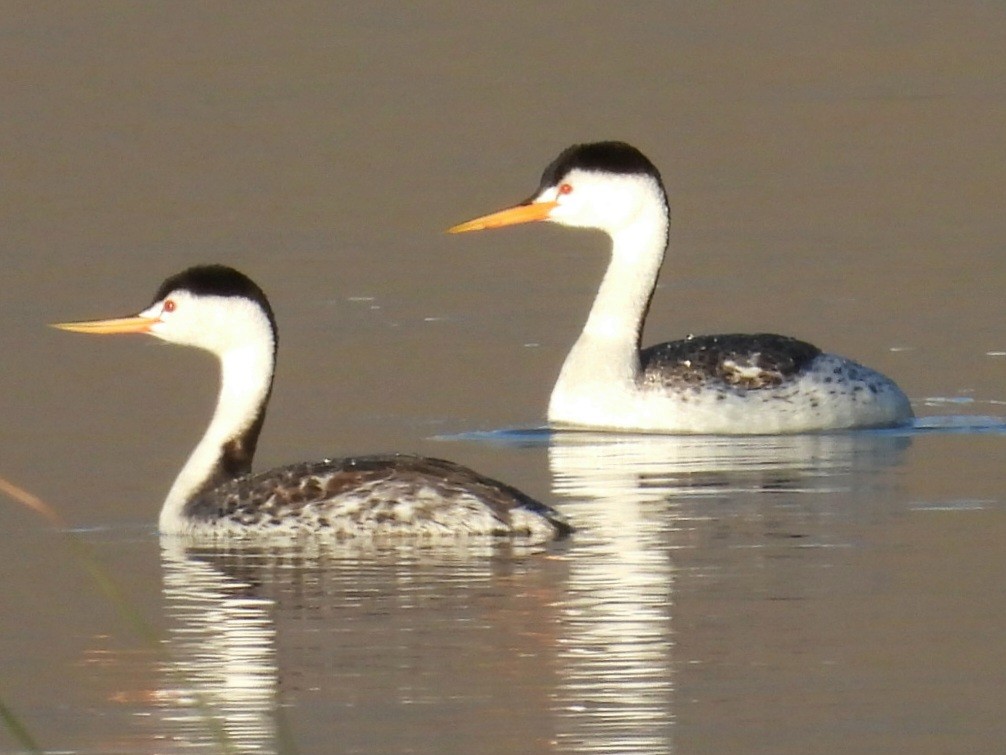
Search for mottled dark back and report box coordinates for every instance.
[185,454,572,537]
[640,333,822,390]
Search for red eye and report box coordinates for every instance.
[163,299,176,313]
[559,183,573,195]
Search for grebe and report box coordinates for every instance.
[53,265,570,539]
[449,141,913,434]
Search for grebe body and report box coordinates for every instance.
[450,142,912,434]
[54,265,569,539]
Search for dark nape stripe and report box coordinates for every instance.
[183,410,268,519]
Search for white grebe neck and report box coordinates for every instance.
[160,332,274,533]
[552,182,669,402]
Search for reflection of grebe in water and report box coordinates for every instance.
[543,430,908,754]
[548,430,912,505]
[541,433,679,754]
[158,538,570,753]
[53,265,569,540]
[450,142,913,434]
[157,539,278,753]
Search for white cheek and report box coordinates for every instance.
[141,304,189,343]
[606,191,639,225]
[551,191,595,227]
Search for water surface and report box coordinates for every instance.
[1,4,1004,754]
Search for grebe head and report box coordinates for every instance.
[449,141,667,237]
[53,265,279,522]
[53,265,277,359]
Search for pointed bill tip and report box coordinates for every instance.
[447,201,557,234]
[447,217,492,234]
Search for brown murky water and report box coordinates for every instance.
[1,4,1004,754]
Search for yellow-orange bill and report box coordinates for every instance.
[50,315,158,335]
[448,201,558,233]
